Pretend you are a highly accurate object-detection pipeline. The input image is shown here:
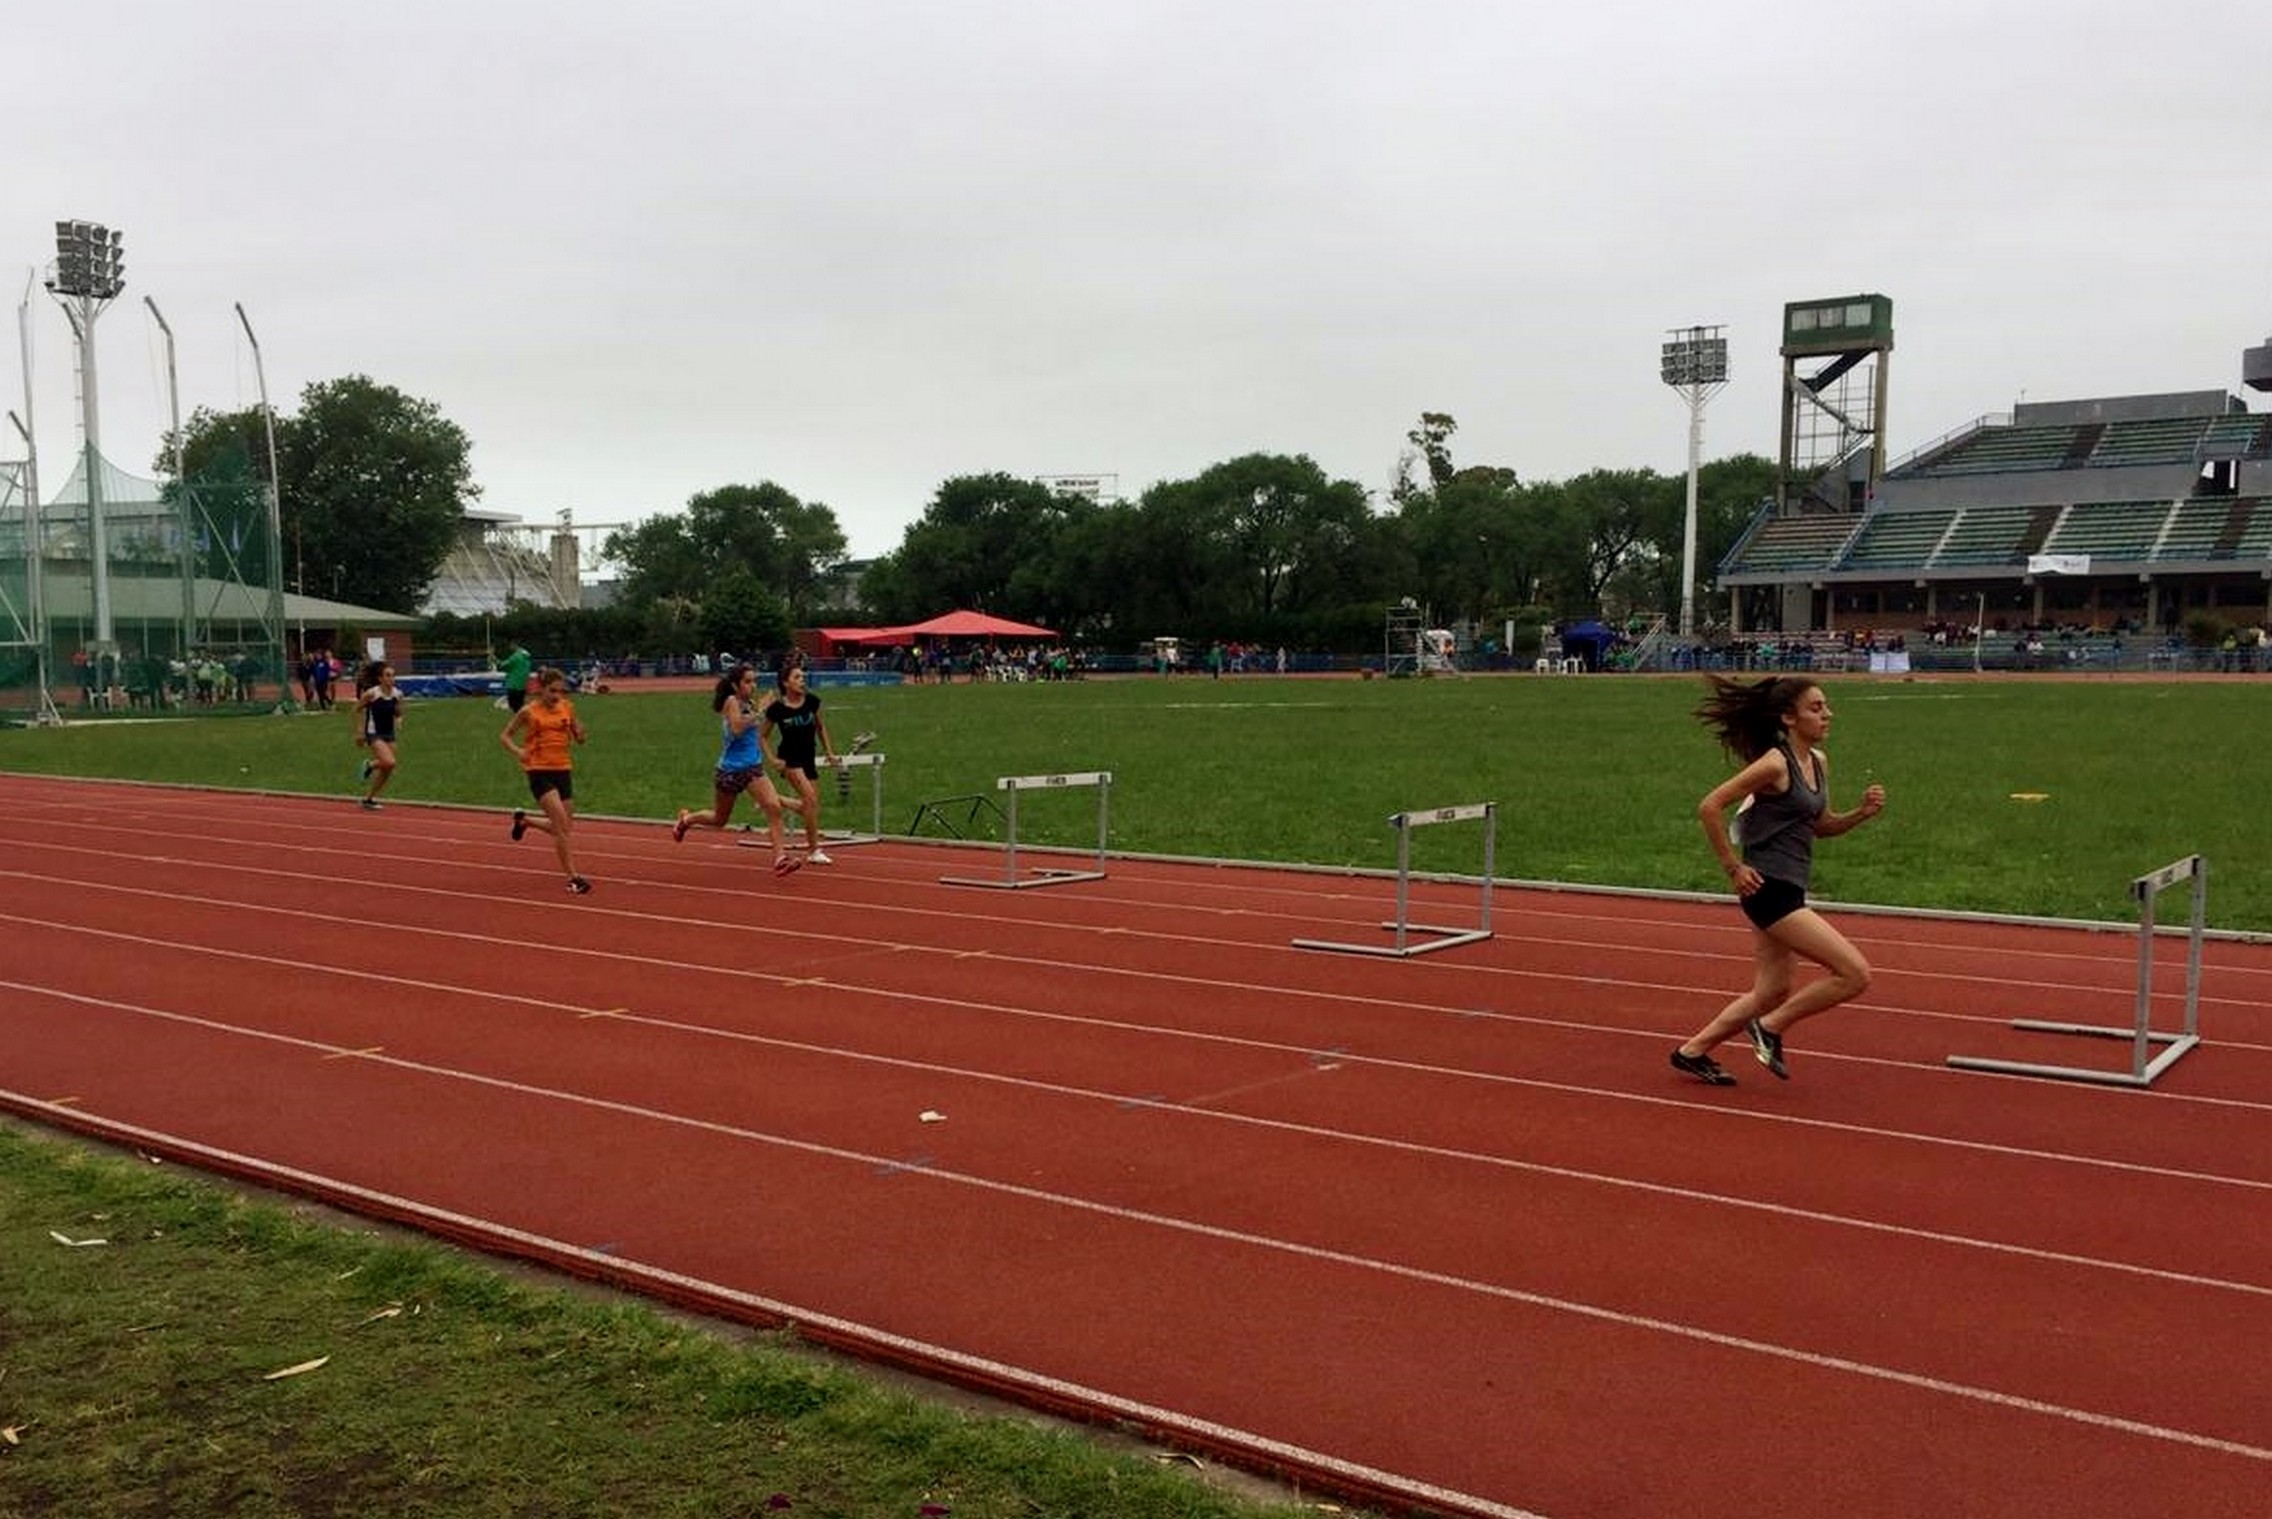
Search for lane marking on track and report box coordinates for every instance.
[0,1090,1557,1519]
[9,813,2256,1001]
[9,902,2272,1199]
[7,861,2266,1083]
[6,974,2272,1311]
[8,958,2262,1307]
[3,1033,2269,1475]
[321,1047,384,1061]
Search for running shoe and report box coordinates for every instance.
[567,876,592,894]
[510,809,527,842]
[359,758,374,781]
[673,809,691,844]
[1746,1017,1788,1079]
[807,849,834,866]
[359,797,382,811]
[772,854,804,877]
[1669,1049,1737,1086]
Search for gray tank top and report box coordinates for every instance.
[1737,743,1825,888]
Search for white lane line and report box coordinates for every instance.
[3,990,2268,1474]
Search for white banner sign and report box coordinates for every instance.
[2026,553,2091,576]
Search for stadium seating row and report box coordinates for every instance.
[1722,497,2272,576]
[1904,415,2272,477]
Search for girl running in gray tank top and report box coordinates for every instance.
[1670,675,1887,1086]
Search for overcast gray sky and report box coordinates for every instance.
[12,0,2271,560]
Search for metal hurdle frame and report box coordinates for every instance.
[1292,802,1496,958]
[1946,854,2207,1088]
[939,770,1112,890]
[741,751,888,850]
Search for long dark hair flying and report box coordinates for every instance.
[712,666,753,713]
[1694,674,1817,762]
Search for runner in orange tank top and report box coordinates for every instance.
[501,666,592,894]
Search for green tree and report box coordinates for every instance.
[1392,411,1461,502]
[872,473,1092,625]
[602,516,706,615]
[604,483,848,625]
[1135,454,1376,625]
[164,376,478,613]
[696,564,791,656]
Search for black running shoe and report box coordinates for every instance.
[1669,1049,1737,1086]
[1747,1017,1788,1079]
[566,876,592,895]
[510,809,527,842]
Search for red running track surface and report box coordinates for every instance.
[3,775,2269,1519]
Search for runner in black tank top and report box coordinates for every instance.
[1669,675,1886,1085]
[355,663,405,811]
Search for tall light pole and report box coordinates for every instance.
[44,220,125,682]
[145,296,199,654]
[14,271,59,723]
[234,302,294,706]
[1660,324,1729,642]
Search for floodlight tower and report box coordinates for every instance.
[43,220,125,667]
[1660,324,1728,640]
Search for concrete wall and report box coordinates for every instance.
[2013,391,2237,426]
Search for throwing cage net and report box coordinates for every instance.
[0,440,290,722]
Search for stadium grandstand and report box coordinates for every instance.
[1709,302,2272,669]
[422,508,583,616]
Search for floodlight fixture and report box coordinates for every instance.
[1660,323,1730,642]
[46,220,125,301]
[44,219,128,659]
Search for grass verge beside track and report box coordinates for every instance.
[0,1124,1342,1519]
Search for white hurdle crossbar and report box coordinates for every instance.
[740,752,887,850]
[939,770,1112,890]
[1947,853,2207,1088]
[1293,802,1496,958]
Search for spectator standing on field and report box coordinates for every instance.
[500,640,533,713]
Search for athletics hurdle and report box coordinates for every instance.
[741,751,887,850]
[939,770,1112,890]
[1292,802,1496,958]
[1946,854,2207,1088]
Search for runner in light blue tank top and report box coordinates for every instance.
[670,665,801,875]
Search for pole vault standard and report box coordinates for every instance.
[1946,854,2207,1088]
[1293,802,1497,958]
[939,770,1111,890]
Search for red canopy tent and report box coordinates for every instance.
[829,609,1060,645]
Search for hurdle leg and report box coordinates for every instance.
[940,771,1114,890]
[1947,854,2208,1088]
[1002,781,1021,883]
[1293,802,1496,958]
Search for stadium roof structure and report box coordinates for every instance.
[1717,390,2272,591]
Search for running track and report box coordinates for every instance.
[3,774,2269,1519]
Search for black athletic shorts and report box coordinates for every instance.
[1740,875,1807,931]
[526,769,574,802]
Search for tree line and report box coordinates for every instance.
[167,387,1778,656]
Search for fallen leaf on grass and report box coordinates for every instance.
[262,1357,330,1381]
[2,1423,28,1446]
[353,1305,403,1327]
[1150,1452,1204,1468]
[47,1231,107,1247]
